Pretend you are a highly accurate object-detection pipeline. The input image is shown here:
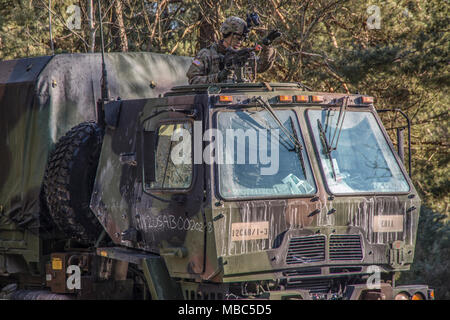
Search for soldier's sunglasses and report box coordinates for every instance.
[232,33,244,40]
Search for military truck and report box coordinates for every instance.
[0,52,433,300]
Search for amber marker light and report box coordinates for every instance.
[219,95,233,102]
[311,95,324,103]
[412,293,425,300]
[278,95,293,102]
[51,257,62,270]
[295,95,308,102]
[361,96,374,104]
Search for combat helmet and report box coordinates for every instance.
[220,16,248,37]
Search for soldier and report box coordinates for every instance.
[186,16,276,84]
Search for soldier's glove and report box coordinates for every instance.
[218,68,232,82]
[262,30,282,46]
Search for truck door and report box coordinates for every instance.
[137,105,206,276]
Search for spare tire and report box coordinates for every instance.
[43,121,104,243]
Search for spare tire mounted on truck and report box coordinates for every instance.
[43,121,104,243]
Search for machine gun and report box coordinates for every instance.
[223,46,260,83]
[222,30,281,83]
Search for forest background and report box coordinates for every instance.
[0,0,448,299]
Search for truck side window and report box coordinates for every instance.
[148,122,192,189]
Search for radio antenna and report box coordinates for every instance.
[97,0,109,101]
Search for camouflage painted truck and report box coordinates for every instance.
[0,52,433,300]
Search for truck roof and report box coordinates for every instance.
[166,82,373,107]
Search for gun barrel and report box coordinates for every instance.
[261,30,282,46]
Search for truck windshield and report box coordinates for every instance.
[217,109,316,198]
[307,109,409,194]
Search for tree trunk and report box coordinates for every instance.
[87,0,95,53]
[113,0,128,52]
[198,14,215,51]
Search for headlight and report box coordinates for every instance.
[394,292,410,300]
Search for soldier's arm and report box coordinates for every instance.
[256,45,276,73]
[186,50,220,84]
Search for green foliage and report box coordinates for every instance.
[398,206,450,299]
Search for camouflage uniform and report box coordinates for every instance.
[186,17,276,84]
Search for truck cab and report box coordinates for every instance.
[88,82,428,300]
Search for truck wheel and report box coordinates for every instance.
[43,121,104,243]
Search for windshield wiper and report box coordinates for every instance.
[253,96,307,177]
[317,119,337,181]
[254,96,303,152]
[329,96,349,152]
[289,116,306,177]
[242,111,297,153]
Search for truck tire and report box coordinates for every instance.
[43,121,104,243]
